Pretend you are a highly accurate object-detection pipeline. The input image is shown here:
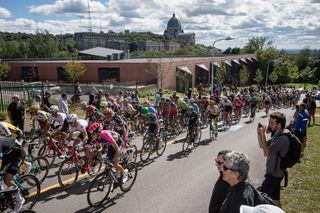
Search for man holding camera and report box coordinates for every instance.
[257,112,290,208]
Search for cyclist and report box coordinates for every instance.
[85,105,104,126]
[190,98,200,114]
[104,108,129,148]
[141,107,159,139]
[233,95,243,123]
[206,100,219,136]
[222,97,233,126]
[264,94,272,115]
[0,112,23,143]
[48,105,66,129]
[29,105,51,133]
[0,136,26,212]
[88,124,128,183]
[187,107,199,142]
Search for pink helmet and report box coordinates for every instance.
[88,122,102,134]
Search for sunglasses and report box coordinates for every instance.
[215,159,224,166]
[223,165,235,172]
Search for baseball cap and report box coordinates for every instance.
[240,205,285,213]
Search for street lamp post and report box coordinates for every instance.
[211,36,235,93]
[265,58,283,88]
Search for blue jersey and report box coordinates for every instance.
[294,110,309,132]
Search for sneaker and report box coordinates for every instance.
[13,197,25,213]
[122,169,129,184]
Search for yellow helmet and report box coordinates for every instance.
[29,105,39,113]
[209,100,215,105]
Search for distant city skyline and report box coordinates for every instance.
[0,0,319,49]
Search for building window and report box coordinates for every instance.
[98,68,120,82]
[57,67,67,82]
[21,67,39,82]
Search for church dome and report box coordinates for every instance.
[167,13,182,31]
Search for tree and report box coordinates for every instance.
[274,58,298,83]
[254,69,264,85]
[0,63,10,80]
[269,71,278,84]
[299,66,316,83]
[242,36,272,53]
[216,63,227,84]
[239,66,250,86]
[146,57,173,89]
[63,61,86,82]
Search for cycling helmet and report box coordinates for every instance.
[86,105,95,113]
[80,101,87,110]
[209,100,215,105]
[141,107,149,115]
[29,105,39,113]
[67,114,78,123]
[103,108,114,118]
[100,101,108,109]
[88,122,102,134]
[0,111,7,121]
[49,105,59,114]
[189,98,194,103]
[123,98,129,104]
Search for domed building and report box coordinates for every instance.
[164,13,195,44]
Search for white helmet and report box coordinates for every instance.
[49,105,59,114]
[67,114,78,123]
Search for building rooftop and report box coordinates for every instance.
[78,47,125,58]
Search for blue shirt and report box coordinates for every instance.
[294,110,309,132]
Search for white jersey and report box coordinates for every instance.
[31,110,50,123]
[48,112,66,127]
[70,119,88,133]
[121,104,134,113]
[0,121,11,136]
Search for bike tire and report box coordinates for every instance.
[193,127,202,147]
[87,172,112,207]
[128,144,138,163]
[140,138,152,163]
[18,174,41,209]
[38,144,56,167]
[31,156,50,184]
[182,134,191,152]
[156,136,167,157]
[120,162,138,192]
[57,158,79,190]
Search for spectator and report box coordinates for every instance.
[240,204,284,213]
[257,112,290,207]
[219,151,255,213]
[209,150,232,213]
[58,93,69,114]
[43,91,51,112]
[95,89,103,109]
[32,95,42,109]
[294,103,309,154]
[88,94,95,106]
[187,88,192,99]
[7,95,25,131]
[74,81,82,103]
[307,96,317,126]
[116,91,124,104]
[134,90,140,104]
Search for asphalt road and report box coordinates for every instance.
[30,107,296,213]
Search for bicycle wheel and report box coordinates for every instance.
[58,158,79,189]
[193,127,202,147]
[182,133,191,152]
[87,172,112,207]
[140,138,152,163]
[156,136,167,157]
[31,156,50,184]
[88,157,103,178]
[209,123,214,140]
[128,144,138,163]
[120,162,138,192]
[27,140,42,158]
[18,174,40,209]
[38,144,56,167]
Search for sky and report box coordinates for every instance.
[0,0,320,49]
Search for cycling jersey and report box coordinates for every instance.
[169,105,178,117]
[234,98,243,107]
[178,100,189,111]
[87,111,105,123]
[32,110,50,124]
[192,103,200,114]
[121,104,134,114]
[70,119,88,133]
[148,106,157,115]
[0,121,23,139]
[48,112,66,128]
[206,105,219,116]
[98,130,122,146]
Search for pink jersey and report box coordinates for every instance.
[99,130,117,145]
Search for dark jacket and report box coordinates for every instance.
[220,182,255,213]
[209,172,230,213]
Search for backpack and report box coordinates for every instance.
[276,130,302,187]
[279,130,302,170]
[249,184,275,206]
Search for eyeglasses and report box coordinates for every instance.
[215,159,224,166]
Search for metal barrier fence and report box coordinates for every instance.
[0,80,157,111]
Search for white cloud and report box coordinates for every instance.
[0,7,11,18]
[0,0,319,49]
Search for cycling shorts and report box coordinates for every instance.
[1,146,25,175]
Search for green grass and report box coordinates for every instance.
[282,83,318,90]
[282,112,320,213]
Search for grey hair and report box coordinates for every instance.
[225,151,250,181]
[217,150,232,160]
